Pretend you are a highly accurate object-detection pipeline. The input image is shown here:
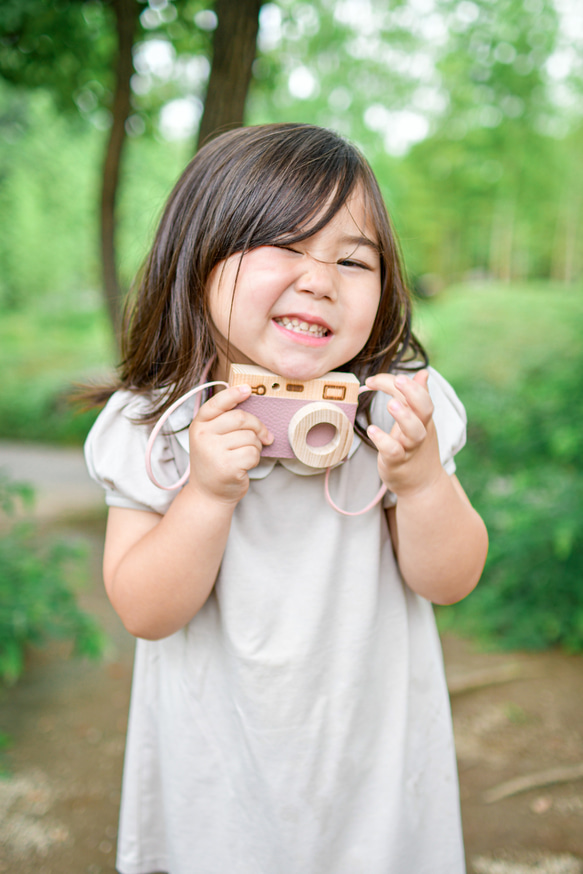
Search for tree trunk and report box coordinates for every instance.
[489,200,515,281]
[100,0,139,343]
[563,198,580,283]
[195,0,263,151]
[552,192,580,283]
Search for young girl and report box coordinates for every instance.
[85,123,487,874]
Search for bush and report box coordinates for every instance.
[426,285,583,651]
[0,303,112,446]
[0,474,106,685]
[0,381,99,445]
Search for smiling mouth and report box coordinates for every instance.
[273,317,330,338]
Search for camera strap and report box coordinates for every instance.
[144,360,228,490]
[324,467,387,516]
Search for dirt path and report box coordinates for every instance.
[444,636,583,872]
[1,444,582,873]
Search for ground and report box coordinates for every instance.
[0,443,582,874]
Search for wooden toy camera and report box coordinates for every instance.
[229,364,360,468]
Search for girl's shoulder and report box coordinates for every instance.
[370,366,467,476]
[84,389,186,515]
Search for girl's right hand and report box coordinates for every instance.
[186,384,273,505]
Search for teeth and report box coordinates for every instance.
[275,317,328,337]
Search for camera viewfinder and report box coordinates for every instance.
[323,385,346,401]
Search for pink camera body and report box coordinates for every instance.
[229,364,360,468]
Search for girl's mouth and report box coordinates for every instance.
[273,316,330,338]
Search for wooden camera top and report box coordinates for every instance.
[229,364,360,405]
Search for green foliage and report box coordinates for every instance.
[0,0,115,114]
[394,0,580,282]
[420,283,583,651]
[0,84,102,309]
[249,0,423,154]
[0,79,190,311]
[0,0,211,133]
[1,0,581,297]
[0,304,111,444]
[0,474,106,686]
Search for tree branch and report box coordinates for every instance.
[100,0,139,344]
[483,762,583,804]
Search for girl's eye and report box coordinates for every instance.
[274,245,301,255]
[339,259,371,270]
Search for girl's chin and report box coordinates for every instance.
[215,346,345,383]
[259,357,339,382]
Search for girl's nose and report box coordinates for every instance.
[295,253,337,300]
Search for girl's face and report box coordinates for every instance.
[208,187,382,382]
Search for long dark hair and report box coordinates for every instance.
[87,123,427,427]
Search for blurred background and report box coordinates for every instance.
[0,1,582,871]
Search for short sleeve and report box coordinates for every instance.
[369,366,467,507]
[84,391,189,515]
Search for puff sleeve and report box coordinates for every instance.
[84,391,189,515]
[369,366,467,507]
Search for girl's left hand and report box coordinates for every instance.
[364,370,444,498]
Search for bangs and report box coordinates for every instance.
[245,157,360,249]
[205,125,371,258]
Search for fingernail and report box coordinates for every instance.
[367,424,379,437]
[265,431,274,444]
[389,399,402,412]
[395,376,407,388]
[238,384,251,395]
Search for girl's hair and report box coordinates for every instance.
[88,123,427,427]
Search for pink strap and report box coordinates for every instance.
[324,467,387,516]
[322,384,387,515]
[145,361,227,490]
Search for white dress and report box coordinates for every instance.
[85,368,467,874]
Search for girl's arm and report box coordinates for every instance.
[102,385,273,640]
[365,371,488,604]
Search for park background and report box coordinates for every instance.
[0,0,582,871]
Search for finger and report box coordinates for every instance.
[412,369,429,389]
[196,388,273,445]
[393,371,433,424]
[386,398,427,449]
[205,409,274,446]
[219,429,268,472]
[227,443,264,473]
[367,423,406,464]
[365,373,407,404]
[197,384,253,421]
[367,371,433,424]
[220,428,265,454]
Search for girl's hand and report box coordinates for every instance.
[186,385,273,505]
[365,370,444,498]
